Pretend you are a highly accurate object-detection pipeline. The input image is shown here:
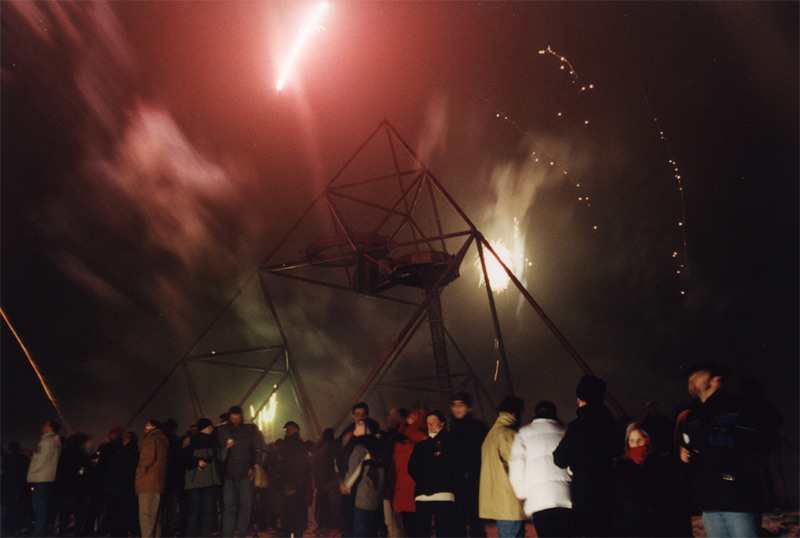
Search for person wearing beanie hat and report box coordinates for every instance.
[575,376,606,406]
[216,405,267,537]
[553,376,617,537]
[449,392,488,537]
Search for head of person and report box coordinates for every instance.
[497,395,525,420]
[322,428,335,442]
[450,392,473,420]
[43,420,60,435]
[533,400,560,422]
[624,422,651,464]
[145,419,161,433]
[108,425,124,441]
[686,362,724,403]
[575,375,606,407]
[123,431,138,447]
[283,421,300,438]
[645,400,660,417]
[228,406,244,426]
[196,418,214,435]
[426,410,447,436]
[352,402,369,422]
[387,407,409,430]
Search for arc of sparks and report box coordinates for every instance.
[276,2,329,91]
[1,307,71,432]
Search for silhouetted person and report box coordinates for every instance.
[449,392,488,537]
[640,400,674,455]
[553,376,616,537]
[2,441,31,536]
[56,433,91,536]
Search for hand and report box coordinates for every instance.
[198,460,208,469]
[226,439,235,449]
[247,468,255,480]
[679,445,696,463]
[339,483,351,495]
[182,437,191,449]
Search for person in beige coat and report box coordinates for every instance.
[479,396,527,538]
[135,419,170,537]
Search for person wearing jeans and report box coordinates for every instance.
[27,420,61,537]
[217,405,266,537]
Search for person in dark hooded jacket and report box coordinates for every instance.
[553,376,617,537]
[183,418,221,538]
[343,418,384,538]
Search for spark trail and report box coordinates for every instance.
[276,2,328,91]
[1,307,71,432]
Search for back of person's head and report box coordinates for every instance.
[497,395,525,417]
[352,402,369,415]
[450,392,473,407]
[228,405,244,416]
[686,361,725,380]
[533,400,559,421]
[49,420,61,435]
[575,375,606,405]
[147,419,162,431]
[126,431,139,447]
[322,428,335,442]
[66,433,88,448]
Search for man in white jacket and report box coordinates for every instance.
[509,401,572,537]
[27,420,62,537]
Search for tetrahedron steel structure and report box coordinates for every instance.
[127,120,622,438]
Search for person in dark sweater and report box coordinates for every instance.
[449,392,488,537]
[553,375,617,537]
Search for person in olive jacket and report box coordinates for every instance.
[135,419,170,538]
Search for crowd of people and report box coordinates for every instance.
[1,362,790,538]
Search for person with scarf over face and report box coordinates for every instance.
[611,423,684,537]
[343,418,385,538]
[391,409,428,537]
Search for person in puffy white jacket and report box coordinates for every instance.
[509,400,573,537]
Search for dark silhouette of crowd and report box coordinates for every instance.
[1,364,792,538]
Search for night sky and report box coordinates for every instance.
[1,0,798,493]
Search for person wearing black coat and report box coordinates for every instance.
[449,393,488,537]
[56,433,91,537]
[553,376,617,537]
[407,410,456,538]
[106,431,140,538]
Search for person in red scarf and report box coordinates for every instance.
[611,423,685,537]
[390,409,428,536]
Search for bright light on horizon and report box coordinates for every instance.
[276,2,328,91]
